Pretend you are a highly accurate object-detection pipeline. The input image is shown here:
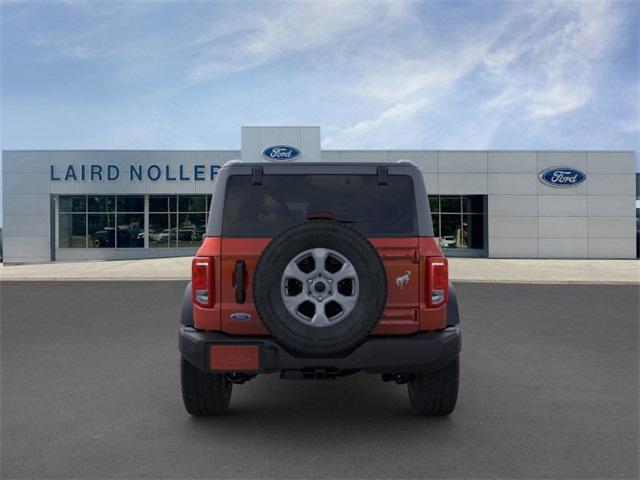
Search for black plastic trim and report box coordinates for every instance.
[180,282,193,327]
[180,327,461,375]
[235,260,246,304]
[251,166,263,185]
[447,283,460,326]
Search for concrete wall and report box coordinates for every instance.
[3,151,52,263]
[488,151,636,258]
[241,126,321,162]
[321,150,637,259]
[2,150,239,263]
[2,149,637,262]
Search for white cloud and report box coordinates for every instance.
[325,98,429,147]
[3,0,635,152]
[190,1,412,79]
[326,0,628,147]
[21,0,413,81]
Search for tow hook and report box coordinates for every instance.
[225,373,256,384]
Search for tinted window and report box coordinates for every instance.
[59,196,86,213]
[117,195,144,212]
[59,213,86,247]
[149,196,169,212]
[178,195,207,212]
[88,196,115,212]
[222,174,417,237]
[430,195,486,250]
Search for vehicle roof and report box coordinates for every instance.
[222,161,420,170]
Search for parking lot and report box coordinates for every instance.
[1,281,638,479]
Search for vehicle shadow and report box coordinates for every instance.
[180,372,457,433]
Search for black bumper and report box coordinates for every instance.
[180,327,461,374]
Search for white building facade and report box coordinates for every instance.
[2,127,637,263]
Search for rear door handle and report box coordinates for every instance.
[234,260,246,304]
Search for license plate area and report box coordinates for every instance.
[209,344,260,372]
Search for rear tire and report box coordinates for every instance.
[407,356,459,416]
[181,358,232,416]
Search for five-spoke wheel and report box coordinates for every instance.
[281,248,359,327]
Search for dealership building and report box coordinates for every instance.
[1,126,637,263]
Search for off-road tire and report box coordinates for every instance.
[253,220,387,357]
[407,356,459,416]
[181,358,232,416]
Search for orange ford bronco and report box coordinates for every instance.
[180,162,461,416]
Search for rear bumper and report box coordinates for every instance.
[179,326,461,374]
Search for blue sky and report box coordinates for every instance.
[1,0,639,223]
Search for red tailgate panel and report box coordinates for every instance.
[200,236,445,336]
[369,238,420,335]
[219,238,270,335]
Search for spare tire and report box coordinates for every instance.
[253,221,387,357]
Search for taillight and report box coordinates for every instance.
[427,257,448,307]
[192,257,213,307]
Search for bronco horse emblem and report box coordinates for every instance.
[395,271,412,289]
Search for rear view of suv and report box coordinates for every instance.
[179,161,461,416]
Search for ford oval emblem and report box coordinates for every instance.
[230,312,251,321]
[261,145,301,161]
[538,166,586,188]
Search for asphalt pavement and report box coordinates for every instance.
[1,281,638,479]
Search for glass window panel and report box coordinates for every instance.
[207,195,213,210]
[439,214,462,249]
[179,195,207,212]
[149,196,168,212]
[429,196,439,213]
[222,174,417,237]
[149,213,170,248]
[463,213,485,249]
[88,214,115,248]
[169,195,177,212]
[431,214,440,237]
[59,196,86,213]
[59,214,86,247]
[177,213,206,247]
[462,195,484,213]
[150,196,168,212]
[117,213,145,248]
[88,196,115,213]
[117,195,144,212]
[440,196,461,213]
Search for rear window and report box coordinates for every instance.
[221,174,417,237]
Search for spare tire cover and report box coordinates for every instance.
[253,221,387,357]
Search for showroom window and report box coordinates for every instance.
[149,195,211,248]
[59,196,87,247]
[59,194,211,249]
[429,195,486,251]
[59,195,145,248]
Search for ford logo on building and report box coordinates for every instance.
[538,167,586,187]
[262,145,301,161]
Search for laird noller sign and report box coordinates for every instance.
[50,163,222,182]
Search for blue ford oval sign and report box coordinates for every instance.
[538,166,586,188]
[261,145,301,161]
